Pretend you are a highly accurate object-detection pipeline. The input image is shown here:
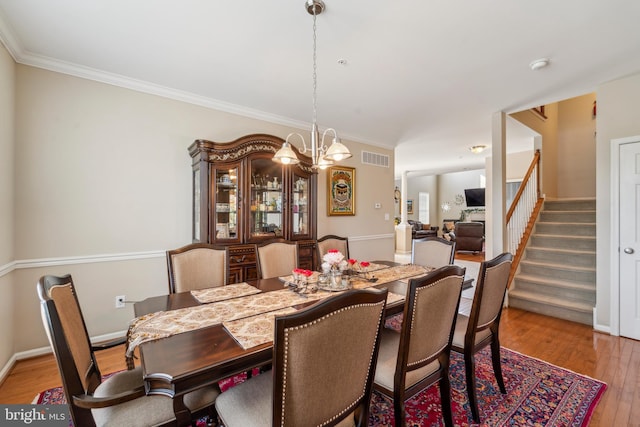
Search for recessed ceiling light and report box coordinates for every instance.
[530,58,550,71]
[469,145,487,154]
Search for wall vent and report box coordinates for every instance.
[361,151,390,167]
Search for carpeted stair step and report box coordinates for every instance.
[530,234,596,251]
[539,210,596,223]
[535,221,596,236]
[518,259,596,283]
[524,246,595,268]
[512,274,595,304]
[508,289,593,325]
[543,199,596,211]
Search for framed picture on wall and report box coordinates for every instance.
[407,199,414,214]
[327,166,355,216]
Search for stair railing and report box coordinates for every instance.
[506,149,544,286]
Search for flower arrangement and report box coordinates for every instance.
[292,268,313,279]
[322,249,348,272]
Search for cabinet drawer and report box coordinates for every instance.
[229,249,256,266]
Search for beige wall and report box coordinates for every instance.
[557,94,597,198]
[511,103,559,198]
[596,72,640,329]
[2,63,394,368]
[316,140,396,262]
[0,43,15,372]
[510,94,597,199]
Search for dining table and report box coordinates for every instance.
[128,261,463,426]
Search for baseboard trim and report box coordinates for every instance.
[0,330,128,385]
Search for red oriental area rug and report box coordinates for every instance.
[36,319,606,426]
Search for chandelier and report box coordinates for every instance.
[273,0,352,169]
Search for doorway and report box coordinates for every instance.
[616,138,640,339]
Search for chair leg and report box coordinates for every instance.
[439,373,455,427]
[464,352,481,423]
[490,337,506,394]
[393,390,406,427]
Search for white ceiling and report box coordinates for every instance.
[1,0,639,177]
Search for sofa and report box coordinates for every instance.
[408,220,439,239]
[452,221,485,253]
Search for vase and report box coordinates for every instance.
[329,269,343,288]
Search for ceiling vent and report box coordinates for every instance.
[361,151,390,168]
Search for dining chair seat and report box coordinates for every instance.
[215,288,387,427]
[92,366,219,427]
[451,314,492,347]
[215,372,356,427]
[374,328,442,390]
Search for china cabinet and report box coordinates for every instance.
[189,134,317,281]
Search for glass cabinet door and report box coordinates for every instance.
[249,157,284,240]
[291,173,310,237]
[213,164,240,242]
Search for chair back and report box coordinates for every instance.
[167,243,228,293]
[37,274,101,426]
[273,288,388,427]
[411,236,455,268]
[317,235,350,261]
[466,252,513,342]
[401,265,465,372]
[256,239,298,279]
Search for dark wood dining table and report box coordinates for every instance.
[132,261,411,426]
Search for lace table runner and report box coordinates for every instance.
[190,282,261,304]
[128,264,426,356]
[127,288,326,356]
[349,264,430,289]
[223,291,406,350]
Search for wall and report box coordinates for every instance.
[511,103,559,198]
[4,64,394,365]
[596,72,640,330]
[511,94,597,199]
[0,42,15,373]
[316,142,396,262]
[557,94,597,197]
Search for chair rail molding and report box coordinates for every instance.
[0,250,165,278]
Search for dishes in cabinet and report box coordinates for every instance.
[216,203,230,212]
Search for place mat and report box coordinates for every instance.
[126,288,319,357]
[385,291,405,306]
[190,282,260,304]
[223,292,404,350]
[223,308,297,350]
[350,264,430,289]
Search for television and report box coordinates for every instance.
[464,188,485,207]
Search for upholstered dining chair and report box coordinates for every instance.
[373,265,465,427]
[215,288,389,427]
[255,238,298,279]
[411,236,456,269]
[317,234,350,261]
[37,274,220,427]
[451,252,513,423]
[166,243,229,293]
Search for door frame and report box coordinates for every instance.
[610,135,640,337]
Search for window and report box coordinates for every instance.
[418,192,429,224]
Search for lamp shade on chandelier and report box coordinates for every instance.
[272,0,352,169]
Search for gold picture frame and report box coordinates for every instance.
[407,199,414,214]
[327,166,355,216]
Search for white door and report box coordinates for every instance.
[619,141,640,339]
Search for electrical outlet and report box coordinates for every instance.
[115,295,126,309]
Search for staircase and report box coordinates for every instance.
[508,198,596,325]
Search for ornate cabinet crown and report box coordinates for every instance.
[189,134,317,281]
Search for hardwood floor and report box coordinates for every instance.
[1,251,637,426]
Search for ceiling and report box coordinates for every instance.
[1,1,639,177]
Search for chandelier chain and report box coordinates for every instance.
[312,9,318,128]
